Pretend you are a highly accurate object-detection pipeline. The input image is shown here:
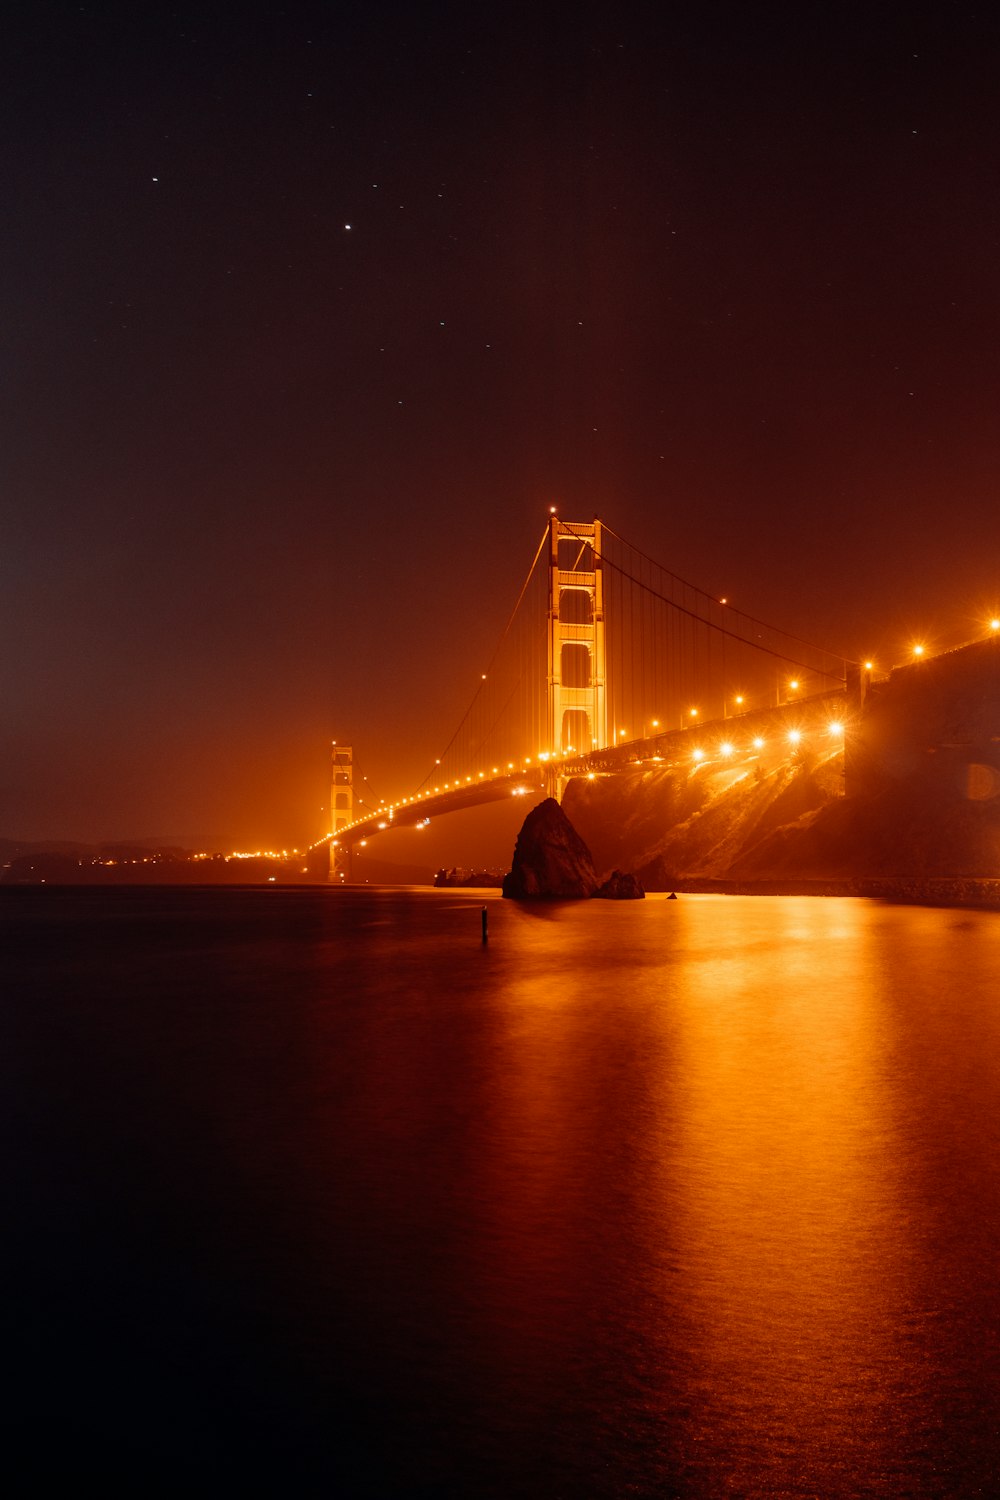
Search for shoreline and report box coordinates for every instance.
[653,876,1000,909]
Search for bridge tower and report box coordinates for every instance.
[329,742,353,882]
[547,518,607,777]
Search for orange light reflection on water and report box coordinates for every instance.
[660,898,916,1485]
[470,897,928,1490]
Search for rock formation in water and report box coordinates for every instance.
[594,869,645,899]
[502,797,599,899]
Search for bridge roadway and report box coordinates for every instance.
[334,686,853,847]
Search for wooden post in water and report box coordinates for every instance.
[481,905,489,943]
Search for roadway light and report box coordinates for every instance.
[788,730,801,745]
[720,742,734,757]
[753,737,764,749]
[864,660,874,671]
[913,644,925,658]
[789,679,799,692]
[828,722,844,736]
[692,748,704,761]
[991,620,1000,632]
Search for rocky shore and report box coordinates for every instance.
[648,876,1000,908]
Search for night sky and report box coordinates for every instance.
[4,1,999,849]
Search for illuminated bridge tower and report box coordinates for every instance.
[329,743,353,882]
[547,517,607,787]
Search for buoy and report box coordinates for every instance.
[481,905,489,942]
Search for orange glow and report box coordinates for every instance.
[692,748,704,761]
[991,619,1000,632]
[913,644,925,658]
[789,679,799,691]
[828,721,844,736]
[788,729,801,745]
[753,736,764,749]
[864,660,873,671]
[720,742,734,757]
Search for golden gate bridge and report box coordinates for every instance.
[324,516,857,875]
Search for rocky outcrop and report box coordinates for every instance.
[594,870,645,899]
[502,798,599,899]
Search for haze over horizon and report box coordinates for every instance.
[4,1,998,851]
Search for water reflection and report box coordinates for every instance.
[7,888,1000,1494]
[658,899,919,1491]
[448,896,1000,1493]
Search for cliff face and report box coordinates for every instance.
[563,752,846,886]
[563,738,1000,886]
[502,797,599,899]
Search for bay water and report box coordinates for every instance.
[4,886,1000,1495]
